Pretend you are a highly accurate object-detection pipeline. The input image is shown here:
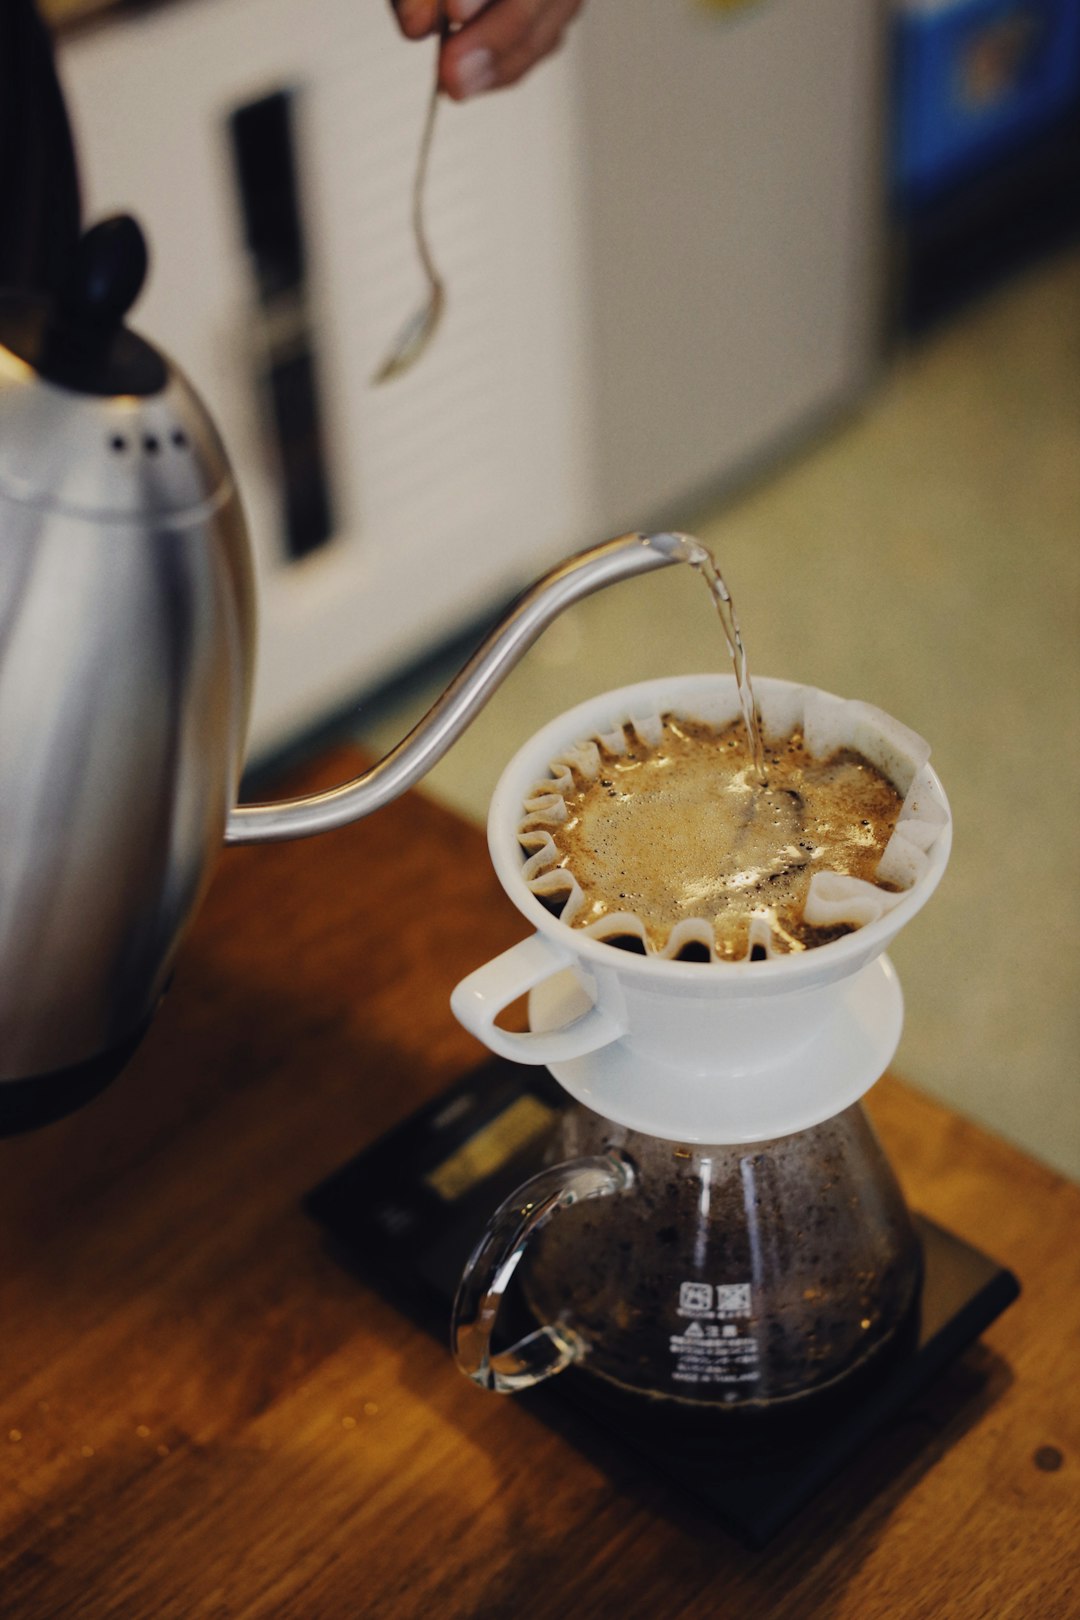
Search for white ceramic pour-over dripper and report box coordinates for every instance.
[451,676,952,1144]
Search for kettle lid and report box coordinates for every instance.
[0,215,166,397]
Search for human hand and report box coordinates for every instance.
[389,0,586,100]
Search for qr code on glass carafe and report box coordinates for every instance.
[714,1284,751,1316]
[677,1281,752,1317]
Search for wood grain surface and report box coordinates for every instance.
[1,748,1076,1619]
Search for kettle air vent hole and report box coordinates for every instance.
[171,430,188,449]
[143,435,160,454]
[109,435,128,452]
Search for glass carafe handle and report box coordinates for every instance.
[451,1152,635,1393]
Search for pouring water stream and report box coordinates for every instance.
[667,534,767,784]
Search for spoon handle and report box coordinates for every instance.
[412,8,447,298]
[371,9,448,384]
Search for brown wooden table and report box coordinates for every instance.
[1,749,1077,1619]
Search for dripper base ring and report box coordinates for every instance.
[529,953,904,1143]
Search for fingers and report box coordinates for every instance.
[389,0,586,100]
[444,0,586,100]
[446,0,584,96]
[390,1,442,39]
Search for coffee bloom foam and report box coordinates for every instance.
[515,686,950,964]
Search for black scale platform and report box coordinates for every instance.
[305,1057,1019,1547]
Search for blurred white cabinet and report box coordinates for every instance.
[58,0,883,759]
[574,0,885,529]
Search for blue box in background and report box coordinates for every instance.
[892,0,1080,202]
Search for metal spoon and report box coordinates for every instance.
[372,10,448,384]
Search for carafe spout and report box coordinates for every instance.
[225,532,688,844]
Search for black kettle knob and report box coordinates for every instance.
[26,211,168,397]
[0,210,165,397]
[57,214,149,330]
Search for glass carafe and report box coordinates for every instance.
[452,1100,921,1413]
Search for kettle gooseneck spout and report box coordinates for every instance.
[225,531,691,845]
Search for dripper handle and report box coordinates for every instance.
[451,1151,634,1393]
[451,934,627,1064]
[225,532,687,844]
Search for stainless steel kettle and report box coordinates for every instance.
[0,7,686,1129]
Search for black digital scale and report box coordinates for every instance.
[305,1057,1019,1547]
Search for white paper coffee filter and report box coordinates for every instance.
[514,681,950,963]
